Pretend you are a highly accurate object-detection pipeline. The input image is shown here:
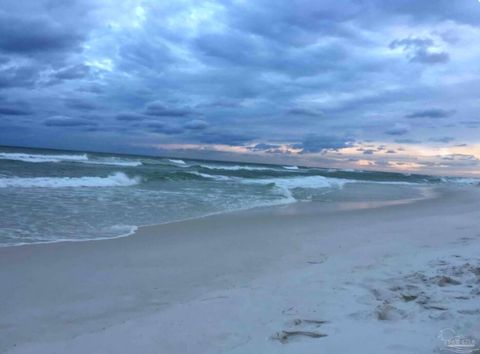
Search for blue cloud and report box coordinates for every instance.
[293,135,354,153]
[406,109,455,119]
[0,0,478,171]
[44,116,97,127]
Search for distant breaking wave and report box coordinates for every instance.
[0,152,88,163]
[243,175,350,201]
[441,177,480,185]
[0,172,139,188]
[168,159,187,165]
[190,171,234,181]
[0,152,142,167]
[240,175,427,202]
[199,164,278,171]
[248,175,349,189]
[86,159,142,167]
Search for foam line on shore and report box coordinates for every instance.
[0,172,139,188]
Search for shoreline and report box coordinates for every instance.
[0,184,440,249]
[1,185,479,353]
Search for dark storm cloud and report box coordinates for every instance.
[395,139,421,144]
[287,108,324,117]
[0,0,101,98]
[376,0,480,25]
[293,135,353,153]
[0,13,84,55]
[118,37,174,72]
[436,30,460,45]
[116,112,148,121]
[429,136,455,143]
[390,37,449,64]
[64,99,98,111]
[247,143,282,153]
[0,0,479,174]
[146,122,184,135]
[441,154,478,161]
[0,65,38,89]
[53,65,91,80]
[197,99,242,109]
[439,154,479,167]
[184,120,208,130]
[193,29,347,78]
[406,109,455,119]
[411,50,449,65]
[144,101,192,117]
[385,125,409,136]
[193,32,259,66]
[44,116,97,127]
[0,106,31,116]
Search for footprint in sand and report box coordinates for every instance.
[306,254,328,265]
[271,318,329,343]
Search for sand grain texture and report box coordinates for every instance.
[1,187,479,354]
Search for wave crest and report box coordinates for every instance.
[243,175,349,202]
[199,164,274,171]
[441,177,480,185]
[168,159,187,165]
[0,172,139,188]
[0,152,88,163]
[190,171,233,181]
[0,152,142,167]
[87,159,142,167]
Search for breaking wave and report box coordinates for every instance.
[253,175,349,188]
[0,172,139,188]
[168,159,187,165]
[441,177,480,185]
[243,175,350,201]
[199,164,278,171]
[0,152,88,163]
[0,152,142,167]
[189,171,234,181]
[86,159,143,167]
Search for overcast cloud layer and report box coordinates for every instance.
[1,0,480,175]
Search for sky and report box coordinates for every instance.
[0,0,480,176]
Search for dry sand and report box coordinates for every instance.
[0,186,479,353]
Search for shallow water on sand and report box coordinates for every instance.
[0,146,476,246]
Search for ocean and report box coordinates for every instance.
[0,146,476,247]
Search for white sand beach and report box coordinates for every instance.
[2,0,480,352]
[1,186,479,354]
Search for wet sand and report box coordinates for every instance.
[0,186,479,353]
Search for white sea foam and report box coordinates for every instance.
[283,165,299,170]
[168,159,187,165]
[441,177,480,185]
[87,159,143,167]
[108,224,139,237]
[0,152,143,167]
[247,175,349,188]
[363,180,420,186]
[0,172,139,188]
[0,152,89,163]
[200,164,274,171]
[190,171,233,181]
[243,175,349,202]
